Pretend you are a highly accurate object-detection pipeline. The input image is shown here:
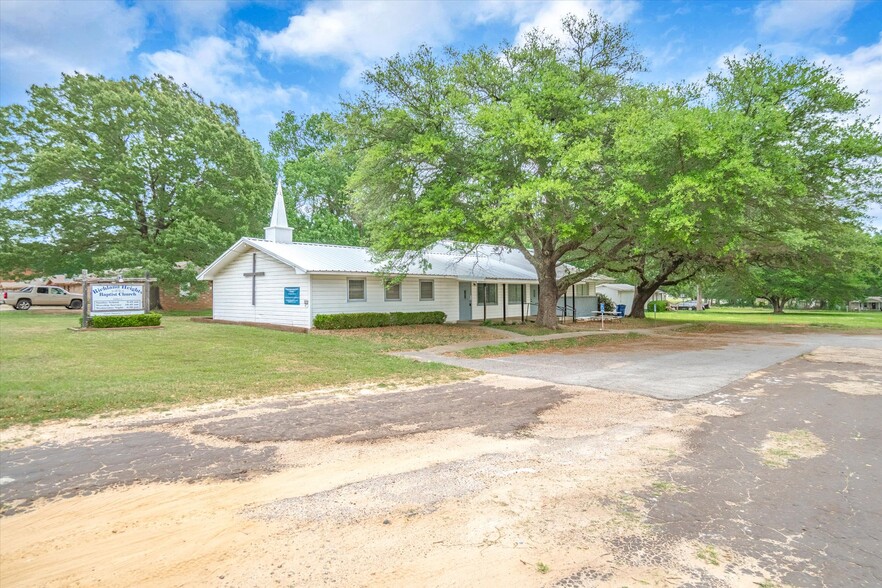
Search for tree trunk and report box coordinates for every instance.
[770,296,785,314]
[535,264,561,329]
[629,289,654,319]
[150,284,163,310]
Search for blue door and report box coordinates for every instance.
[459,282,472,320]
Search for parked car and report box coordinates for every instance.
[672,300,710,311]
[2,286,83,310]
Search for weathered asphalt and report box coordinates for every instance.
[0,381,567,514]
[641,354,882,587]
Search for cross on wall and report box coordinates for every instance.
[243,253,265,306]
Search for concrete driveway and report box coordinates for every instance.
[401,329,882,399]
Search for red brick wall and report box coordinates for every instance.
[158,284,213,311]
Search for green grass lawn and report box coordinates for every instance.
[0,313,467,428]
[454,332,645,358]
[482,318,666,336]
[311,323,505,351]
[651,308,882,330]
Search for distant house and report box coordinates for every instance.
[849,296,882,311]
[1,279,30,292]
[596,283,669,315]
[45,275,84,294]
[198,182,612,329]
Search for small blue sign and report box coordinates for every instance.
[600,303,605,312]
[284,287,300,305]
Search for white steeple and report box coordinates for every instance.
[265,178,293,243]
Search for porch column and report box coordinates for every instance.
[572,284,576,323]
[521,284,525,322]
[564,290,568,319]
[502,283,507,322]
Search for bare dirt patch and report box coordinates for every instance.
[804,345,882,367]
[756,429,827,468]
[0,376,781,587]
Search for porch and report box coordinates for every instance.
[457,280,599,323]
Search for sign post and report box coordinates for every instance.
[600,302,605,331]
[80,269,89,328]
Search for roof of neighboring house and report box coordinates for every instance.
[0,281,30,290]
[598,283,670,294]
[197,238,614,284]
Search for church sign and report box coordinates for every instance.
[284,287,300,305]
[90,283,146,316]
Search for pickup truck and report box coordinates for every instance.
[2,286,83,310]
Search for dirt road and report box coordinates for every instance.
[1,331,880,587]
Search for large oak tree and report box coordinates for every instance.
[0,73,271,289]
[346,14,642,327]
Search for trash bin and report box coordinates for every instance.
[615,304,626,317]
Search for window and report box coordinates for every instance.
[384,281,401,301]
[477,283,498,305]
[508,284,523,304]
[347,279,366,302]
[575,283,590,296]
[419,280,434,301]
[51,287,65,295]
[19,287,32,293]
[37,287,49,294]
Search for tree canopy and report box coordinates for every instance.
[347,14,644,326]
[0,73,271,289]
[269,112,362,246]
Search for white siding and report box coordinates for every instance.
[212,250,311,328]
[597,285,634,314]
[310,274,459,323]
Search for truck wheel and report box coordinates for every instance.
[15,299,31,310]
[67,299,83,309]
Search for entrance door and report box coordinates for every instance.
[459,282,472,320]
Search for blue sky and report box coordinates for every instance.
[2,0,881,223]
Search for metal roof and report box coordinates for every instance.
[197,238,613,283]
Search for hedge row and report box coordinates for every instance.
[646,300,670,312]
[90,313,162,328]
[313,311,446,330]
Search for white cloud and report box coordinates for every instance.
[647,35,687,69]
[258,1,457,75]
[818,34,882,120]
[511,0,640,45]
[142,35,308,140]
[257,0,641,86]
[0,0,145,98]
[755,0,855,39]
[144,0,237,39]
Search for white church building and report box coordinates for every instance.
[198,182,613,330]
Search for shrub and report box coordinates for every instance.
[596,293,615,310]
[90,313,162,328]
[646,300,669,312]
[314,311,446,330]
[389,311,446,326]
